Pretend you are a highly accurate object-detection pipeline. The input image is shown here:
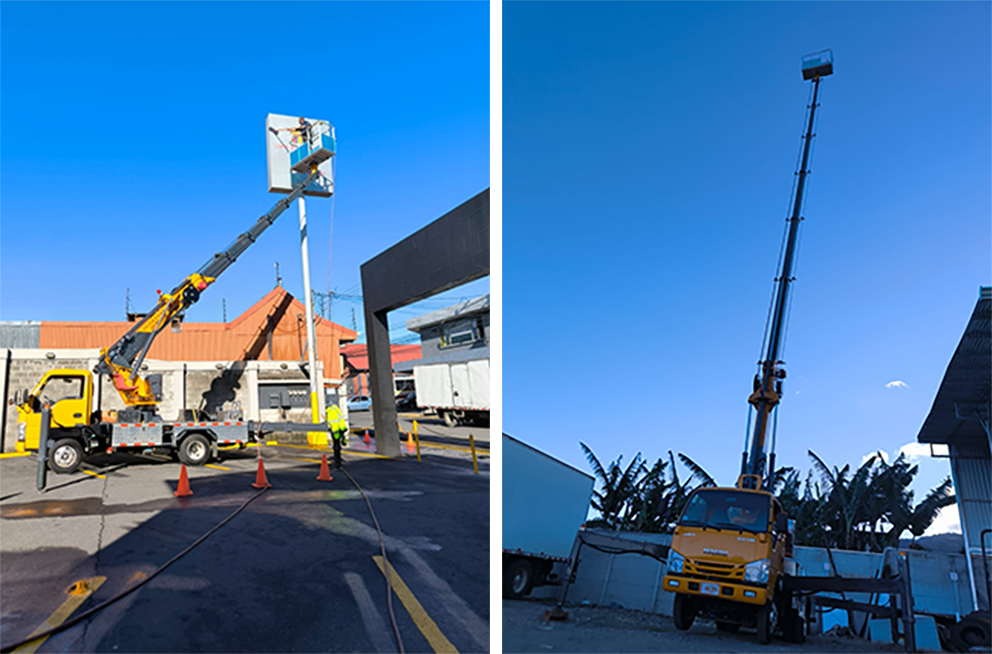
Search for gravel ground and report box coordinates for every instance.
[503,599,907,653]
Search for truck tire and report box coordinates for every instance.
[672,594,696,631]
[178,434,211,466]
[49,438,83,474]
[790,614,806,644]
[442,411,460,428]
[503,559,534,599]
[951,613,991,651]
[756,599,778,645]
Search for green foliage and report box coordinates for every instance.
[578,444,957,551]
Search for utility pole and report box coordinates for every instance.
[298,191,325,443]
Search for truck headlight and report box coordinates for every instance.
[667,549,685,575]
[744,558,770,584]
[17,422,26,442]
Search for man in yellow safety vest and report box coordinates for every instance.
[326,404,348,448]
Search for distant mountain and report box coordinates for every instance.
[900,532,964,554]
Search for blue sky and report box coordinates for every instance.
[504,2,990,534]
[0,2,489,344]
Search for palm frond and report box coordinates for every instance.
[678,453,717,487]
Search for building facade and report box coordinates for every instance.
[0,287,356,451]
[916,286,991,614]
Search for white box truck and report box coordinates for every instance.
[414,359,489,427]
[503,433,595,599]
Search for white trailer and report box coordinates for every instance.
[414,359,489,427]
[503,434,595,599]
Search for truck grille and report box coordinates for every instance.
[685,559,742,581]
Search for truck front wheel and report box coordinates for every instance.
[756,599,779,645]
[503,559,534,599]
[178,434,211,466]
[672,594,696,631]
[49,438,83,474]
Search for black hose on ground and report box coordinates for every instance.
[339,466,406,654]
[0,486,270,653]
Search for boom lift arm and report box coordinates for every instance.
[94,170,320,408]
[740,69,828,490]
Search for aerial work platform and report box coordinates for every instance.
[802,49,834,80]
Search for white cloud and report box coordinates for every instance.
[923,504,961,536]
[861,450,889,466]
[898,442,930,462]
[885,380,909,389]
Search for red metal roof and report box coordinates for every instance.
[341,343,422,372]
[38,287,357,378]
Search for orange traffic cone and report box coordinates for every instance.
[363,430,371,450]
[251,458,272,489]
[317,453,333,481]
[406,431,415,454]
[174,465,193,497]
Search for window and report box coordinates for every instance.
[439,317,487,348]
[678,490,771,533]
[38,377,84,405]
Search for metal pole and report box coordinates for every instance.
[414,420,421,463]
[469,433,478,474]
[899,553,916,653]
[298,192,322,445]
[36,406,50,491]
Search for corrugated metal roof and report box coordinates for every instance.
[340,343,422,372]
[917,287,990,448]
[0,321,41,348]
[405,294,489,332]
[33,288,357,377]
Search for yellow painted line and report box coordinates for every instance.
[79,469,106,479]
[265,441,278,446]
[267,442,324,452]
[342,450,389,459]
[204,464,230,471]
[14,576,107,653]
[372,556,457,654]
[0,452,32,459]
[420,442,490,455]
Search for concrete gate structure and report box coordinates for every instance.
[360,189,489,457]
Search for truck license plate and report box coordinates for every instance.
[701,583,719,596]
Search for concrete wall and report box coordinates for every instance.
[1,349,342,452]
[545,529,978,633]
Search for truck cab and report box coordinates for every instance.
[15,369,95,453]
[662,484,802,643]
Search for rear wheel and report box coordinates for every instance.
[783,608,805,643]
[756,599,779,645]
[503,559,534,599]
[49,438,83,474]
[442,411,460,428]
[178,434,211,466]
[672,594,696,631]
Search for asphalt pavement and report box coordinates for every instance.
[502,599,904,654]
[0,445,489,653]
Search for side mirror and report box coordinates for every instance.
[775,512,789,533]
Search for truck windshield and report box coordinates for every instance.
[678,490,771,533]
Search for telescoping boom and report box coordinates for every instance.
[94,170,319,410]
[738,54,831,491]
